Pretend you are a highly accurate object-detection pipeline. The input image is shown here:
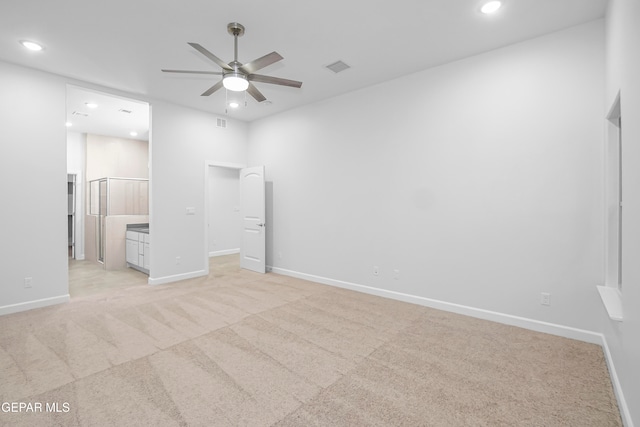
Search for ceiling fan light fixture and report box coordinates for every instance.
[480,1,502,14]
[223,73,249,92]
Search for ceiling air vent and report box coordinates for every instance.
[118,108,133,114]
[216,118,227,128]
[326,60,351,74]
[71,111,89,117]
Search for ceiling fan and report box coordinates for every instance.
[161,22,302,103]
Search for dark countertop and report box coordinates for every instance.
[127,223,149,234]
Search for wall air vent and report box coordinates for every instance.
[326,60,351,74]
[216,118,227,128]
[118,108,133,114]
[71,111,89,117]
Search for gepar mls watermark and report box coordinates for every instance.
[2,402,70,413]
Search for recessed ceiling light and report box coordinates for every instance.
[84,102,98,109]
[481,1,502,14]
[20,40,43,51]
[130,131,138,137]
[65,122,72,127]
[228,101,240,109]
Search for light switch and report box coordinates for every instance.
[186,207,196,215]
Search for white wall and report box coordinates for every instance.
[249,21,605,331]
[85,134,149,181]
[602,0,640,425]
[0,62,69,314]
[67,131,86,259]
[149,101,248,283]
[208,166,241,256]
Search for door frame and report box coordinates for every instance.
[67,170,85,260]
[203,160,246,276]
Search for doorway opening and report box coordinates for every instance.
[205,162,243,275]
[204,161,266,276]
[66,85,151,298]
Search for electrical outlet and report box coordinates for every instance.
[176,256,181,265]
[373,266,379,276]
[393,269,400,280]
[541,292,551,306]
[24,277,32,288]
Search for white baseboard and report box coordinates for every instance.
[0,294,70,316]
[270,266,601,343]
[148,269,207,285]
[600,335,634,427]
[209,248,240,257]
[270,265,633,425]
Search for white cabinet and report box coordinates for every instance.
[126,230,149,274]
[126,238,139,265]
[143,241,150,270]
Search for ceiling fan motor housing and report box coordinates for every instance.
[227,22,245,37]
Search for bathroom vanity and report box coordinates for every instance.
[125,223,149,274]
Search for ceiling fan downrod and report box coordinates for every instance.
[227,22,245,65]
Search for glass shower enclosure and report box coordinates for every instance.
[89,177,149,264]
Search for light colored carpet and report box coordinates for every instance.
[0,255,622,426]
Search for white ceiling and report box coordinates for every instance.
[0,0,607,127]
[66,86,149,141]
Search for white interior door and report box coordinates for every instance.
[240,166,266,273]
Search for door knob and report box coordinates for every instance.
[257,223,265,227]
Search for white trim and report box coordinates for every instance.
[209,248,240,257]
[148,269,207,285]
[597,285,624,321]
[601,335,634,427]
[270,266,604,344]
[0,294,70,316]
[206,161,246,170]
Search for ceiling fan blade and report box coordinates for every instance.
[201,80,224,96]
[249,74,303,88]
[246,83,267,102]
[188,42,232,71]
[240,52,283,74]
[162,69,223,75]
